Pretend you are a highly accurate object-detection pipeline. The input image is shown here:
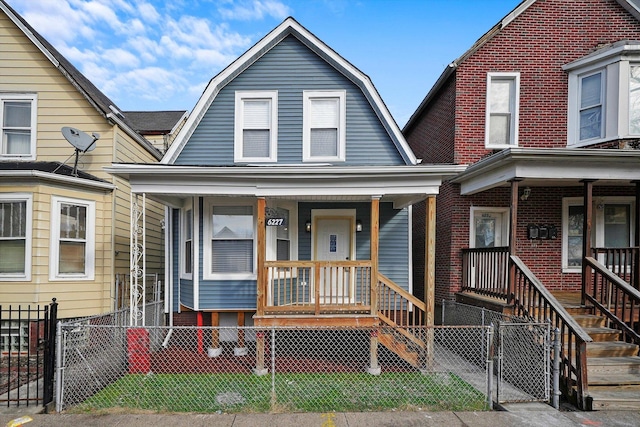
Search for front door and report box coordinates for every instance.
[313,213,355,303]
[469,208,509,288]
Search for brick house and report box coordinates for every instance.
[405,0,640,303]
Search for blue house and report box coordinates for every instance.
[108,18,462,368]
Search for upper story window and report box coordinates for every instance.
[234,91,278,163]
[50,196,95,281]
[565,42,640,146]
[0,194,32,281]
[303,90,346,162]
[485,73,520,148]
[1,94,37,160]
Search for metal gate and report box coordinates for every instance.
[0,298,58,409]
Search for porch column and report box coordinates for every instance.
[635,181,640,289]
[370,197,380,315]
[581,180,595,305]
[130,192,146,326]
[507,180,521,304]
[424,195,436,328]
[257,197,266,316]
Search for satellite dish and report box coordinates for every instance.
[60,127,100,176]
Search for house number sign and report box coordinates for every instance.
[266,218,285,226]
[265,207,287,227]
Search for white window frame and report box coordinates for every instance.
[303,90,346,162]
[234,91,278,163]
[0,193,32,281]
[49,196,95,281]
[485,73,520,149]
[266,201,298,262]
[202,198,256,281]
[180,199,193,280]
[577,69,606,143]
[562,196,635,272]
[0,93,37,160]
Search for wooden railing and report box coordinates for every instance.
[584,256,640,346]
[461,247,510,299]
[592,247,639,290]
[263,260,372,315]
[511,255,592,409]
[377,274,427,331]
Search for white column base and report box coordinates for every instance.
[253,368,268,376]
[367,366,381,375]
[207,347,222,358]
[234,347,248,356]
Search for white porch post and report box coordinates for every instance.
[130,192,147,326]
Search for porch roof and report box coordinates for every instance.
[106,163,465,208]
[451,148,640,195]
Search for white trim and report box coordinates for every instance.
[310,209,357,261]
[0,193,32,281]
[407,204,413,296]
[49,196,95,281]
[303,90,346,162]
[180,198,193,280]
[193,197,200,310]
[266,200,298,262]
[485,73,519,149]
[202,198,257,281]
[234,91,278,163]
[0,93,37,160]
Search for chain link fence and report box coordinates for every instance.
[56,322,494,413]
[442,300,552,405]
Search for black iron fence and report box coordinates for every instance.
[0,298,57,409]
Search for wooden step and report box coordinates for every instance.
[588,385,640,411]
[378,331,419,367]
[588,371,640,386]
[585,327,622,342]
[573,314,606,328]
[587,356,640,376]
[586,341,639,358]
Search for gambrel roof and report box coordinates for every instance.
[162,17,416,165]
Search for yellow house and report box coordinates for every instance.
[0,1,179,320]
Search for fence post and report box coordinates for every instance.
[270,327,276,408]
[552,327,561,409]
[43,298,58,410]
[486,324,494,410]
[55,321,63,413]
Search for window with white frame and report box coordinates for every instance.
[0,194,32,280]
[564,43,640,146]
[50,196,95,280]
[203,200,255,280]
[562,197,634,271]
[485,73,519,148]
[276,207,291,261]
[1,94,37,159]
[181,203,193,278]
[234,91,278,163]
[578,70,604,141]
[303,90,346,162]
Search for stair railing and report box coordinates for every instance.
[510,255,592,410]
[591,247,639,290]
[584,256,640,346]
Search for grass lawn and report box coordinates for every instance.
[74,371,488,413]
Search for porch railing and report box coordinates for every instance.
[511,256,592,410]
[591,247,640,289]
[461,247,510,299]
[264,261,372,315]
[584,256,640,346]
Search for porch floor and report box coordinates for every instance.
[253,314,379,328]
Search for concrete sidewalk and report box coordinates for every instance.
[2,405,640,427]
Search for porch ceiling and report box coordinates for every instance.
[105,163,466,208]
[451,148,640,195]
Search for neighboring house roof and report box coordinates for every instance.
[124,111,188,136]
[162,16,417,165]
[403,0,640,133]
[0,161,114,190]
[0,0,162,160]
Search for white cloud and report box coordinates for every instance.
[218,0,290,21]
[137,2,161,23]
[102,47,140,68]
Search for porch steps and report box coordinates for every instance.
[554,292,640,411]
[377,329,421,368]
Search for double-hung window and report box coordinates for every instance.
[181,203,193,278]
[303,90,346,162]
[578,71,604,141]
[203,200,255,280]
[0,194,32,280]
[50,196,95,280]
[234,91,278,163]
[485,73,519,148]
[1,94,37,159]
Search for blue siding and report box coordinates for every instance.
[175,35,405,166]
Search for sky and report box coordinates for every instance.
[6,0,523,127]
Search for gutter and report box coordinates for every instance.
[0,170,115,191]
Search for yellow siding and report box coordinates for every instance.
[0,12,165,318]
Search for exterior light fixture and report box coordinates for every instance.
[305,220,311,232]
[356,220,363,232]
